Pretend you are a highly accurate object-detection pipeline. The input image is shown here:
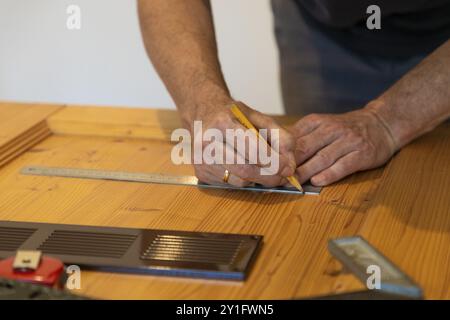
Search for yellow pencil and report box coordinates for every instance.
[230,103,304,193]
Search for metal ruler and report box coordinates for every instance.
[328,236,423,299]
[20,166,322,195]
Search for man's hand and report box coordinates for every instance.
[139,0,449,190]
[290,106,397,186]
[138,1,297,188]
[290,40,450,187]
[193,102,297,188]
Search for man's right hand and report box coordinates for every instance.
[139,0,296,187]
[190,102,297,188]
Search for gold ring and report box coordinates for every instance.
[223,169,230,183]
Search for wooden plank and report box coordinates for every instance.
[0,123,51,168]
[46,105,297,140]
[0,102,447,299]
[47,106,183,140]
[354,124,450,299]
[0,102,62,147]
[0,122,47,154]
[0,102,62,168]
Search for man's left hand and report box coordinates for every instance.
[289,107,398,186]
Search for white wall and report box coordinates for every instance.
[0,0,284,114]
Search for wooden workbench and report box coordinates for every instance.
[0,101,448,299]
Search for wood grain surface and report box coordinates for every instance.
[0,102,448,299]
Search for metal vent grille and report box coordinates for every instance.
[0,227,36,251]
[141,234,243,265]
[38,230,138,259]
[0,221,262,280]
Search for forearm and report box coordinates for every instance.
[366,40,450,150]
[138,0,232,126]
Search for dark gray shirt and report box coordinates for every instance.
[294,0,450,57]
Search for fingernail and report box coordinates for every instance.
[311,176,323,186]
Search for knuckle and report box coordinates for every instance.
[360,141,371,153]
[212,112,231,130]
[360,140,375,154]
[282,132,295,150]
[304,113,321,123]
[339,161,351,173]
[346,130,360,140]
[342,157,360,173]
[316,172,331,184]
[230,179,248,188]
[341,126,353,136]
[324,123,339,135]
[233,166,252,180]
[316,151,332,165]
[349,133,365,147]
[295,139,309,154]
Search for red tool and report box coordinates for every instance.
[0,250,65,288]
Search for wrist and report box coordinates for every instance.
[364,99,404,151]
[177,83,234,129]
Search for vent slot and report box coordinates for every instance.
[141,234,243,265]
[0,227,36,251]
[38,230,137,259]
[0,221,262,280]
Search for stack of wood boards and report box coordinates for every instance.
[0,102,62,168]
